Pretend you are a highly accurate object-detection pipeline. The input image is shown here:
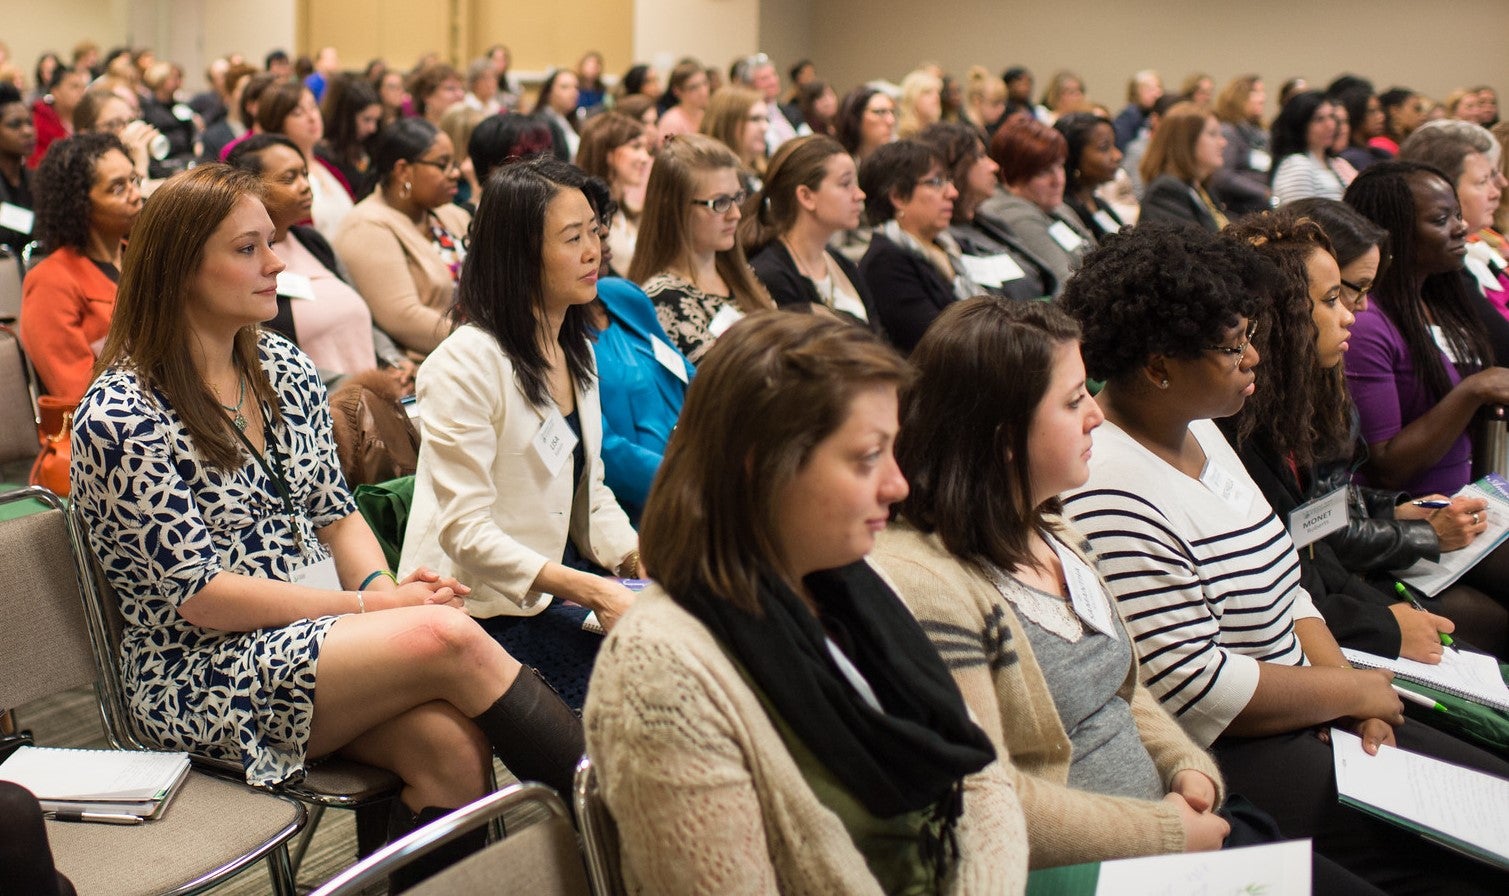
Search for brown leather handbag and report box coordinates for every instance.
[329,370,420,490]
[30,394,75,497]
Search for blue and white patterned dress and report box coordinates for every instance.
[71,331,357,786]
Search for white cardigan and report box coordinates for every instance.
[400,324,638,617]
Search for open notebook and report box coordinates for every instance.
[1342,647,1509,713]
[0,746,191,817]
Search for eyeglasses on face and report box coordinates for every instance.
[1339,278,1372,308]
[1203,321,1259,368]
[688,190,747,214]
[412,157,459,174]
[915,174,950,190]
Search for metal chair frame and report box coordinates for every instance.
[573,756,626,896]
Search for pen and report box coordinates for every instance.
[46,810,143,825]
[1392,684,1448,713]
[1411,499,1451,509]
[1393,582,1456,649]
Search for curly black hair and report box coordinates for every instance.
[32,132,129,252]
[1060,222,1268,383]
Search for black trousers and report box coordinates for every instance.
[0,781,74,896]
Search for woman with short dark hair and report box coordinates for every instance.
[1270,91,1352,204]
[979,116,1094,288]
[835,86,896,163]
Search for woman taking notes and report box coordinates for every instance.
[585,311,1026,894]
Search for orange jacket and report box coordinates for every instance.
[19,246,117,402]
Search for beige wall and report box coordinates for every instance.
[634,0,760,76]
[7,0,128,90]
[759,0,814,87]
[813,0,1508,118]
[472,3,634,77]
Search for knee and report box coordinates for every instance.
[403,606,496,666]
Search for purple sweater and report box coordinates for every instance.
[1343,304,1472,495]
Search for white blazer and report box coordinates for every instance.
[400,324,638,617]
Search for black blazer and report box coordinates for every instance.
[1140,175,1222,233]
[857,231,959,354]
[748,239,883,333]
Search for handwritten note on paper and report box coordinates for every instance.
[1092,840,1310,895]
[1332,728,1509,868]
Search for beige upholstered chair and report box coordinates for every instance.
[309,781,591,896]
[0,325,37,485]
[0,486,305,896]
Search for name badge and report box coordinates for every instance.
[1288,486,1349,548]
[1428,325,1466,364]
[708,303,743,338]
[1092,210,1122,234]
[1199,459,1254,516]
[276,271,316,301]
[1464,255,1502,294]
[651,337,689,384]
[958,252,1027,288]
[532,408,579,477]
[1248,149,1272,173]
[172,103,195,122]
[0,202,34,235]
[1051,539,1119,640]
[1047,219,1085,253]
[832,291,870,321]
[292,555,342,590]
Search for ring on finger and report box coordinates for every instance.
[1473,512,1481,524]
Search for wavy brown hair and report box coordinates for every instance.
[1224,211,1353,466]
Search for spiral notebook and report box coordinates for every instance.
[1342,647,1509,713]
[1395,474,1509,596]
[0,746,191,817]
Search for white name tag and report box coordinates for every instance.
[276,270,316,301]
[958,252,1027,288]
[1288,486,1349,548]
[1464,255,1502,294]
[0,202,34,235]
[1248,148,1272,173]
[1092,210,1121,234]
[292,555,342,590]
[1047,219,1085,253]
[1428,325,1466,364]
[707,303,743,338]
[532,408,579,477]
[651,337,689,383]
[1052,539,1120,640]
[1199,459,1254,516]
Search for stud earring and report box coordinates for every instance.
[402,181,412,199]
[1159,378,1169,389]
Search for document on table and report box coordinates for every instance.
[1331,728,1509,870]
[1024,840,1310,895]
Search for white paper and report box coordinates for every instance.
[1465,255,1503,294]
[1342,646,1509,712]
[958,252,1027,288]
[1199,460,1253,516]
[1396,477,1509,596]
[651,337,689,383]
[292,555,342,590]
[708,303,743,338]
[1052,539,1118,640]
[0,746,189,801]
[0,202,34,235]
[1093,839,1311,895]
[1047,219,1085,253]
[1248,148,1273,173]
[1332,728,1509,867]
[532,408,579,477]
[1092,210,1121,234]
[1288,486,1348,548]
[276,270,316,301]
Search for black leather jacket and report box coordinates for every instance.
[1313,453,1441,574]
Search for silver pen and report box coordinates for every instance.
[46,810,143,825]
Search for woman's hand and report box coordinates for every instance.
[581,576,638,632]
[1168,770,1219,813]
[1387,603,1455,664]
[1462,366,1509,405]
[1350,717,1397,755]
[1427,496,1489,551]
[1347,668,1405,727]
[365,568,470,611]
[400,565,472,597]
[118,120,162,177]
[1162,792,1229,852]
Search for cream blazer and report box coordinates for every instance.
[400,324,638,617]
[331,190,471,355]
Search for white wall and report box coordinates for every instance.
[633,0,760,77]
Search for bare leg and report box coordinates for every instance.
[334,701,492,811]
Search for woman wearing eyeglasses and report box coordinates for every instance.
[857,139,980,353]
[628,134,773,364]
[835,86,897,165]
[333,119,470,358]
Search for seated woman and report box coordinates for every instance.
[0,83,35,262]
[700,86,769,195]
[227,134,396,380]
[20,133,140,402]
[409,63,465,128]
[256,80,352,237]
[1334,84,1390,173]
[468,113,555,183]
[72,87,164,193]
[530,69,581,162]
[858,139,980,352]
[576,112,653,276]
[980,116,1095,292]
[1221,209,1507,660]
[743,134,880,325]
[1054,112,1129,241]
[918,122,1056,300]
[1212,74,1273,214]
[316,74,382,201]
[1342,161,1509,496]
[1058,223,1509,894]
[961,65,1007,139]
[835,86,897,165]
[614,94,661,149]
[655,60,710,141]
[1138,102,1230,233]
[70,165,584,887]
[1036,70,1087,126]
[1374,88,1424,157]
[333,119,470,358]
[628,133,773,364]
[896,69,943,140]
[797,80,839,138]
[873,297,1232,868]
[1270,92,1352,204]
[401,157,640,711]
[584,310,1025,894]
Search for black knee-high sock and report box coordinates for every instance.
[470,666,585,799]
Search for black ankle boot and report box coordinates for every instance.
[470,666,585,799]
[387,805,489,893]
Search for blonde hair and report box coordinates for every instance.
[897,69,943,139]
[700,86,766,172]
[964,65,1005,130]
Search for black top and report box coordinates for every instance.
[857,231,960,354]
[748,239,883,334]
[1140,175,1222,234]
[952,210,1058,300]
[0,164,32,260]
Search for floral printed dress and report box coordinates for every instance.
[70,332,357,786]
